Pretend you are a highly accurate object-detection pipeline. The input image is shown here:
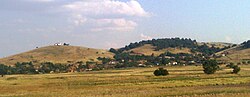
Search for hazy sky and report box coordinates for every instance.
[1,0,250,57]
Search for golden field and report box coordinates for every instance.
[0,65,250,97]
[0,46,114,66]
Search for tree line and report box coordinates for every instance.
[0,62,91,77]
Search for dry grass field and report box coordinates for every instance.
[0,46,114,66]
[0,65,250,97]
[128,44,192,56]
[217,47,250,63]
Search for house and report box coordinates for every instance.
[173,62,178,65]
[138,64,146,67]
[54,42,70,46]
[54,43,63,46]
[109,61,117,64]
[168,62,178,66]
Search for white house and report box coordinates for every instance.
[54,43,62,46]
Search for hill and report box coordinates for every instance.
[127,42,232,56]
[217,40,250,63]
[110,38,229,56]
[0,45,114,66]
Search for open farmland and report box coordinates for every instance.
[0,65,250,97]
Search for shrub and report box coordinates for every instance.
[154,67,169,76]
[153,70,161,76]
[232,66,240,74]
[226,63,241,74]
[202,59,219,74]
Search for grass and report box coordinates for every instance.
[127,44,192,56]
[217,46,250,63]
[0,45,114,66]
[0,65,250,97]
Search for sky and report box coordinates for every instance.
[1,0,250,58]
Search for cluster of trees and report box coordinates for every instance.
[0,62,95,77]
[0,64,12,77]
[242,40,250,48]
[0,62,69,76]
[202,60,241,74]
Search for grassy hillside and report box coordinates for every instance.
[0,45,114,66]
[127,44,192,56]
[217,45,250,63]
[198,42,234,48]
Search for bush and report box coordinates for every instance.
[226,63,241,74]
[153,67,169,76]
[202,59,219,74]
[232,66,240,74]
[248,61,250,64]
[153,70,161,76]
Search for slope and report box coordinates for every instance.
[127,44,192,56]
[0,45,114,66]
[217,45,250,63]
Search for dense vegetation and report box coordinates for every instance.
[0,62,95,76]
[202,59,219,74]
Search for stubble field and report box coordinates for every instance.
[0,65,250,97]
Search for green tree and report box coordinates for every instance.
[226,63,240,74]
[202,59,219,74]
[232,65,241,74]
[154,67,169,76]
[15,62,37,74]
[0,64,8,77]
[39,62,55,73]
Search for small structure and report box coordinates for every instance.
[138,64,146,67]
[54,43,63,46]
[54,42,70,46]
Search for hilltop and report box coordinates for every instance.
[0,45,114,66]
[110,38,230,56]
